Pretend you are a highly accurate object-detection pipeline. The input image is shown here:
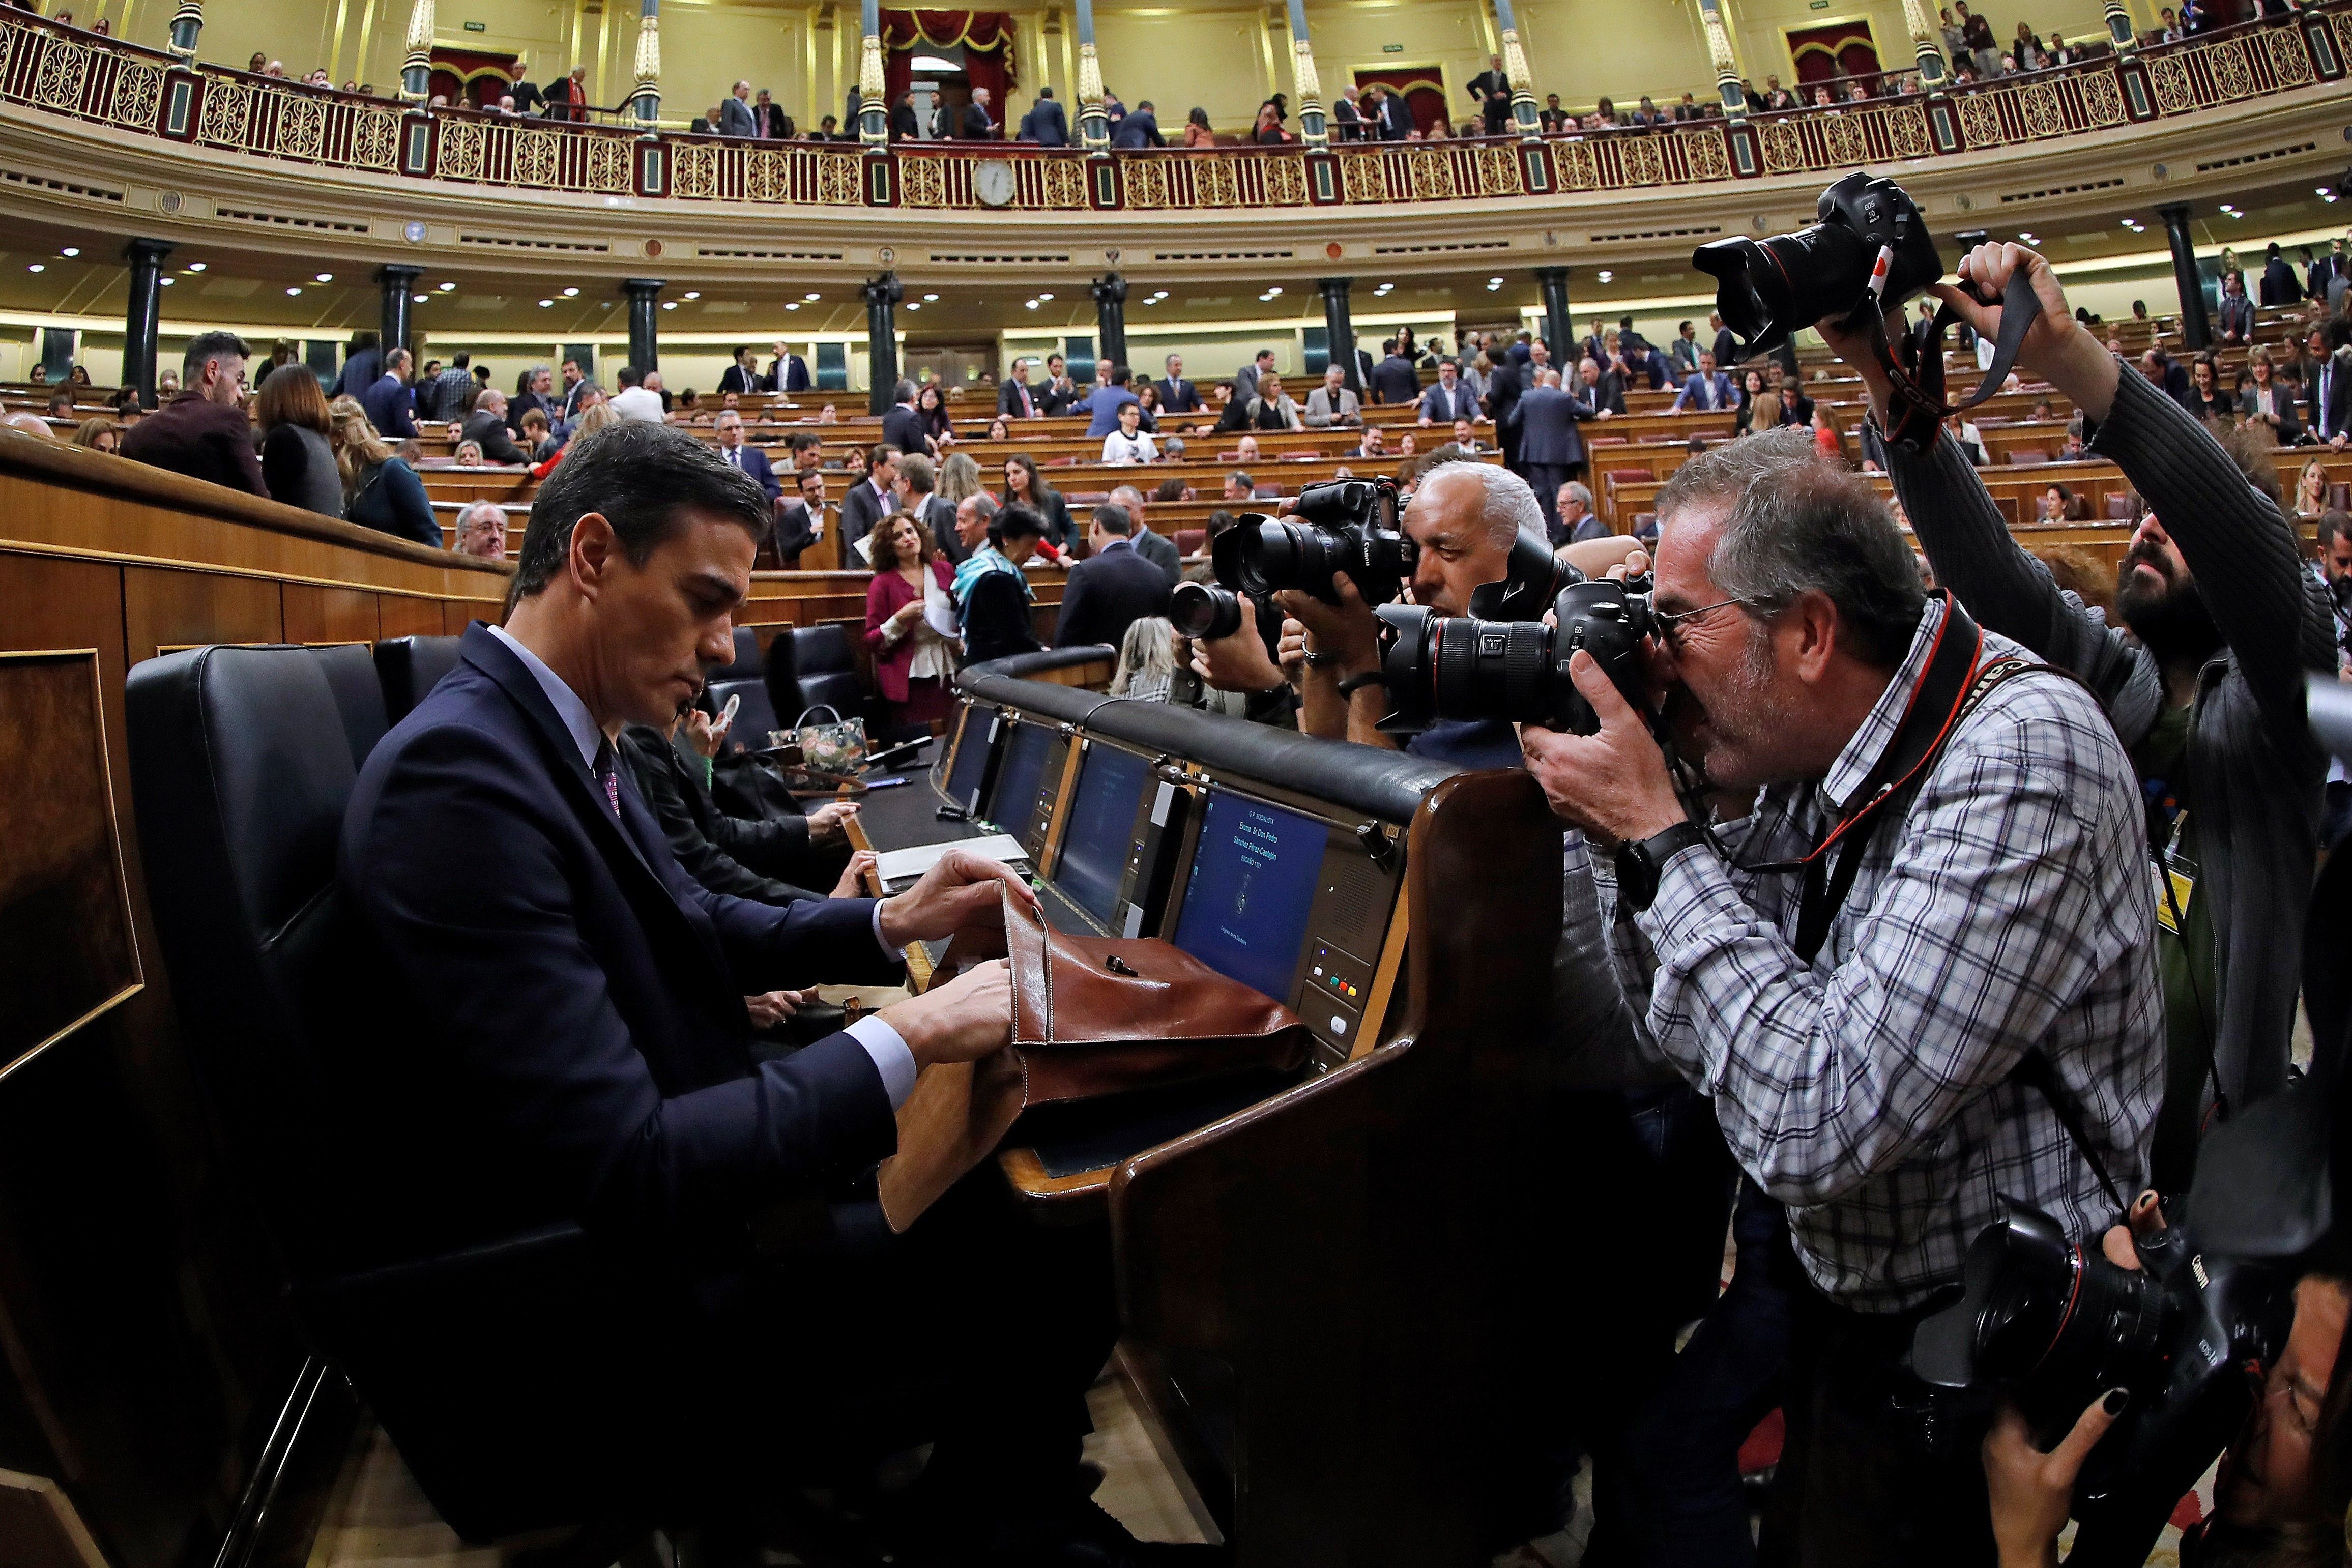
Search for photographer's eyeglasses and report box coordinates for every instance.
[1651,596,1758,655]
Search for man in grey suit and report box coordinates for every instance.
[1018,86,1070,145]
[2216,271,2255,344]
[1507,368,1598,539]
[719,81,758,137]
[1417,360,1476,426]
[1303,365,1362,428]
[1234,349,1275,405]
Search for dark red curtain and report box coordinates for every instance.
[1785,22,1880,84]
[1350,68,1448,134]
[879,11,1015,128]
[427,48,519,108]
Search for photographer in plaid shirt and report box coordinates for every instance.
[1519,426,2162,1562]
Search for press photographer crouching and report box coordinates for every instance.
[1518,429,2164,1561]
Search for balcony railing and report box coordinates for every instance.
[0,6,2343,212]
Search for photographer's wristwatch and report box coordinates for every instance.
[1614,821,1711,914]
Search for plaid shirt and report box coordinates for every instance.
[1625,596,2162,1311]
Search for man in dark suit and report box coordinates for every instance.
[1668,352,1735,411]
[2261,242,2305,306]
[1367,339,1420,405]
[1374,84,1413,140]
[338,421,1165,1560]
[1485,352,1526,473]
[1107,484,1182,582]
[508,365,556,439]
[999,357,1044,419]
[718,345,770,396]
[330,329,383,399]
[1577,357,1628,416]
[1053,504,1173,648]
[618,718,828,906]
[765,341,811,393]
[1708,312,1740,370]
[1038,353,1081,416]
[712,411,780,516]
[2217,272,2255,344]
[838,443,899,565]
[775,468,826,565]
[880,380,928,457]
[1155,354,1199,414]
[362,348,419,440]
[2312,346,2352,448]
[1466,54,1512,136]
[1018,85,1069,145]
[461,389,530,465]
[753,89,791,138]
[893,451,964,564]
[1233,349,1275,405]
[718,81,758,137]
[1507,368,1598,537]
[958,86,997,139]
[1539,94,1570,133]
[1112,100,1163,148]
[120,330,266,496]
[1417,361,1476,425]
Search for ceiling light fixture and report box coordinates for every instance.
[660,300,676,310]
[438,280,454,290]
[286,286,302,295]
[905,302,920,311]
[315,272,334,283]
[538,298,554,307]
[1596,269,1614,282]
[159,276,174,285]
[26,264,42,273]
[1025,300,1039,309]
[804,292,820,301]
[60,247,78,257]
[187,262,206,271]
[682,289,701,300]
[412,292,427,302]
[562,286,579,297]
[923,293,939,301]
[786,302,800,310]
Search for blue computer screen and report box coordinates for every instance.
[1055,743,1153,923]
[1172,791,1328,1002]
[946,710,997,809]
[986,721,1053,833]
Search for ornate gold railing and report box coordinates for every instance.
[0,6,2344,212]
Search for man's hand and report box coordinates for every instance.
[1276,616,1309,686]
[806,800,859,845]
[1273,572,1382,678]
[1983,1391,2127,1568]
[743,989,810,1028]
[830,848,879,898]
[1516,651,1684,845]
[876,848,1037,948]
[682,707,726,759]
[1934,241,2117,422]
[1190,595,1287,692]
[879,958,1013,1067]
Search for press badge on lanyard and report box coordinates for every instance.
[2152,808,2196,936]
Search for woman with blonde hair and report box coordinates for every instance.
[254,367,342,517]
[530,401,615,480]
[69,416,122,453]
[2297,457,2333,519]
[1110,616,1179,703]
[326,395,438,545]
[937,450,983,507]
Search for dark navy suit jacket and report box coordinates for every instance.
[338,625,903,1251]
[720,442,781,505]
[1511,385,1598,467]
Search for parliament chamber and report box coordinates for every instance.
[4,0,2352,1562]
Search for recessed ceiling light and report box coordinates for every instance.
[786,302,800,310]
[286,286,302,295]
[660,300,676,310]
[26,264,42,273]
[1265,286,1282,296]
[562,286,579,297]
[60,247,77,257]
[538,298,554,307]
[186,262,206,271]
[923,293,939,301]
[159,276,174,285]
[1025,300,1039,309]
[412,293,427,302]
[1036,292,1054,302]
[906,302,920,311]
[1486,280,1502,291]
[314,272,333,282]
[439,280,454,290]
[1596,269,1614,282]
[804,292,820,301]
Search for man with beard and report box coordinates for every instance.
[1826,241,2334,1198]
[1518,426,2160,1562]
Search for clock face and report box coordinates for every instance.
[974,159,1015,208]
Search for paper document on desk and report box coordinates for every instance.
[874,834,1028,883]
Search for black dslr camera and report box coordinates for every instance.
[1170,476,1416,642]
[1694,170,1942,357]
[1374,550,1651,737]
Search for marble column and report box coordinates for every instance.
[857,0,887,146]
[862,273,903,416]
[1488,0,1543,138]
[378,265,424,360]
[1320,277,1360,396]
[1695,0,1746,119]
[123,239,173,409]
[2158,204,2212,351]
[1073,0,1109,151]
[1282,0,1328,149]
[399,0,434,103]
[623,278,664,371]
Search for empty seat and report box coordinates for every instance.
[2333,482,2351,512]
[1175,528,1206,556]
[314,643,390,767]
[373,634,464,724]
[1217,449,1242,463]
[788,624,864,725]
[2107,494,2136,519]
[2006,449,2050,465]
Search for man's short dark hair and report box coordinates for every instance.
[1092,503,1134,536]
[1038,85,1054,99]
[1255,349,1274,365]
[993,503,1046,547]
[452,351,471,368]
[789,430,823,453]
[868,442,899,470]
[2319,509,2352,553]
[1382,338,1399,355]
[1109,364,1130,387]
[617,364,643,388]
[734,344,752,359]
[508,422,771,611]
[181,330,251,381]
[1229,469,1254,490]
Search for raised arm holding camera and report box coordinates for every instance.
[1822,240,2335,1198]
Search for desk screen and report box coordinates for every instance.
[1055,742,1153,924]
[1172,790,1328,1002]
[986,720,1054,834]
[946,710,997,810]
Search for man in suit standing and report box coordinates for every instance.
[1578,356,1628,416]
[2313,346,2352,449]
[1668,352,1734,412]
[1507,368,1598,538]
[838,443,899,565]
[753,89,790,138]
[337,420,1173,1563]
[1304,364,1362,428]
[718,346,769,396]
[764,341,810,394]
[1107,484,1181,581]
[1539,94,1571,133]
[1666,321,1701,381]
[880,380,928,458]
[1466,54,1512,136]
[121,330,266,497]
[1054,504,1174,647]
[1905,298,1941,362]
[892,452,964,563]
[1112,100,1164,148]
[998,358,1044,419]
[363,349,419,441]
[462,389,530,466]
[1367,339,1420,405]
[1708,312,1740,369]
[1374,84,1413,140]
[2216,272,2255,344]
[1485,350,1526,474]
[1234,349,1275,404]
[508,365,556,439]
[712,410,779,513]
[1417,360,1476,426]
[719,80,758,137]
[1017,85,1069,145]
[774,468,826,565]
[1084,365,1141,439]
[1156,354,1199,414]
[959,86,997,139]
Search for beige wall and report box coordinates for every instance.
[1719,0,2118,92]
[1516,0,1711,113]
[1081,8,1276,137]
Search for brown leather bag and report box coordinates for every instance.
[878,885,1311,1229]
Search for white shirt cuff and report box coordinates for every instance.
[871,897,899,963]
[846,1013,918,1109]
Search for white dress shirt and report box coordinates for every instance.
[610,385,666,423]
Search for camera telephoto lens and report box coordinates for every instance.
[1170,581,1244,641]
[1693,170,1942,357]
[1373,578,1652,738]
[1231,518,1342,600]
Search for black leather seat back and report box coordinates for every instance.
[314,643,391,766]
[760,625,801,728]
[373,634,464,724]
[708,676,780,751]
[788,624,863,723]
[711,625,761,683]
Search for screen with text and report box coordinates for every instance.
[1172,791,1327,1002]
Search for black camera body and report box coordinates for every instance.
[1222,477,1416,607]
[1909,1199,2295,1566]
[1694,170,1942,358]
[1374,574,1652,737]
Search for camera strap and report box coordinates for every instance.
[1869,269,2044,453]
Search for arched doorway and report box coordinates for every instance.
[1351,67,1450,136]
[1784,20,1881,87]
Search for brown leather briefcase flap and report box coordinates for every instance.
[877,885,1312,1229]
